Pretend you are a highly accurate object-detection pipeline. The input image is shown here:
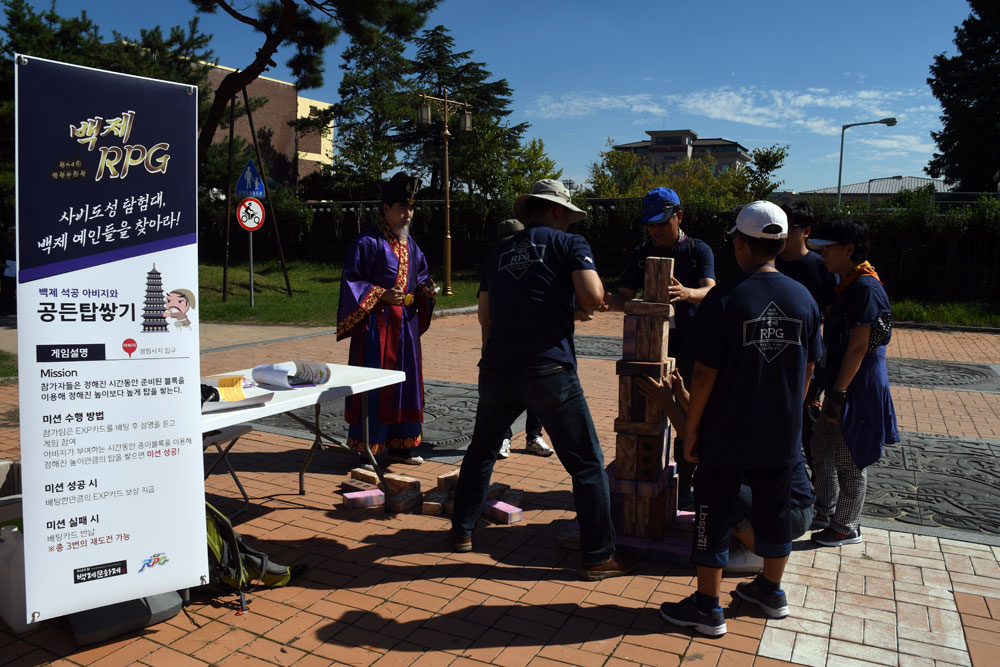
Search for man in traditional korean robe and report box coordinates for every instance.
[337,172,436,464]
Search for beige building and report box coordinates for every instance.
[614,129,751,174]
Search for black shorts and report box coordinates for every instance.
[691,462,795,567]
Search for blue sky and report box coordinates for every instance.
[31,0,973,192]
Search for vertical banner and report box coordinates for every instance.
[14,55,206,621]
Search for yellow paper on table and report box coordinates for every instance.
[216,375,248,402]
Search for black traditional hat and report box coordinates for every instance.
[381,172,421,206]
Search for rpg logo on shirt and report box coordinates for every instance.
[498,238,546,279]
[742,302,803,362]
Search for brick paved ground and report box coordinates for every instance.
[1,312,999,666]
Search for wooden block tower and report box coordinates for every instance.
[612,257,683,539]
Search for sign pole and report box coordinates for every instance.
[248,226,254,309]
[236,196,265,311]
[241,87,292,297]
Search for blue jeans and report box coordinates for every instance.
[451,362,616,564]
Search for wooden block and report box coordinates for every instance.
[606,459,636,494]
[387,491,422,514]
[636,463,675,497]
[636,315,669,362]
[624,300,674,317]
[500,488,523,508]
[622,314,639,360]
[636,431,669,482]
[349,467,381,488]
[643,257,674,303]
[421,490,448,515]
[623,495,639,535]
[614,434,637,480]
[341,478,379,494]
[384,473,421,496]
[483,500,522,524]
[437,468,460,492]
[634,494,666,540]
[443,497,454,514]
[343,489,384,509]
[486,482,510,501]
[616,359,671,378]
[614,418,667,437]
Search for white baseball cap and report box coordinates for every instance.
[729,201,788,239]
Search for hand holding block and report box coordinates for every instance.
[643,257,675,303]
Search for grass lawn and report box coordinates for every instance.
[199,260,481,325]
[892,299,1000,328]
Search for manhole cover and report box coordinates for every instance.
[886,358,998,390]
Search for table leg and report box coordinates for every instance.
[360,392,390,512]
[298,404,325,495]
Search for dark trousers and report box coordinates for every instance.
[671,348,696,490]
[503,410,542,440]
[452,362,615,564]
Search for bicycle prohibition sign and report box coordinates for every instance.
[237,197,265,231]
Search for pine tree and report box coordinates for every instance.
[189,0,438,166]
[926,0,1000,190]
[400,25,527,197]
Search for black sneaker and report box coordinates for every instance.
[812,526,862,547]
[734,578,789,619]
[659,594,726,637]
[810,513,831,531]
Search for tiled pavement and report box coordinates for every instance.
[1,312,999,666]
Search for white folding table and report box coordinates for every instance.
[201,363,405,510]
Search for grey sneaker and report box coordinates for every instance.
[735,578,789,618]
[526,435,554,457]
[659,594,727,636]
[498,438,511,459]
[723,547,763,574]
[812,526,862,547]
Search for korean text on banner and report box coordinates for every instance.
[14,55,206,621]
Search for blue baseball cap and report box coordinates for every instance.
[641,187,682,224]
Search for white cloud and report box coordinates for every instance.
[527,85,936,156]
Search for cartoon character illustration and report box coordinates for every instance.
[164,288,195,329]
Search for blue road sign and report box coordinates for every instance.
[236,160,265,197]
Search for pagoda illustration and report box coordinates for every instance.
[141,264,168,333]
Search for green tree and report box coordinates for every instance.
[401,25,527,195]
[0,0,213,219]
[508,138,563,195]
[740,144,789,200]
[189,0,438,166]
[585,139,655,197]
[926,0,1000,190]
[328,28,414,200]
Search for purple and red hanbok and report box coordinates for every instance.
[337,222,434,455]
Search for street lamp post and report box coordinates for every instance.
[837,117,898,207]
[417,90,472,296]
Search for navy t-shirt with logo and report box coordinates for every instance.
[479,225,597,369]
[620,237,715,355]
[694,272,823,469]
[776,251,836,309]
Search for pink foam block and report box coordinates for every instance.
[343,488,385,509]
[483,500,522,524]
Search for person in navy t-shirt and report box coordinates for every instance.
[776,201,837,475]
[451,179,634,582]
[604,187,716,510]
[658,201,822,637]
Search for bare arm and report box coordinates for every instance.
[669,276,716,306]
[572,269,606,315]
[477,291,490,350]
[681,362,720,463]
[833,326,870,392]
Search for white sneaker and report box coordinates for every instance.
[724,547,764,574]
[498,438,511,459]
[526,435,554,457]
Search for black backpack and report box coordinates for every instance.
[205,502,306,613]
